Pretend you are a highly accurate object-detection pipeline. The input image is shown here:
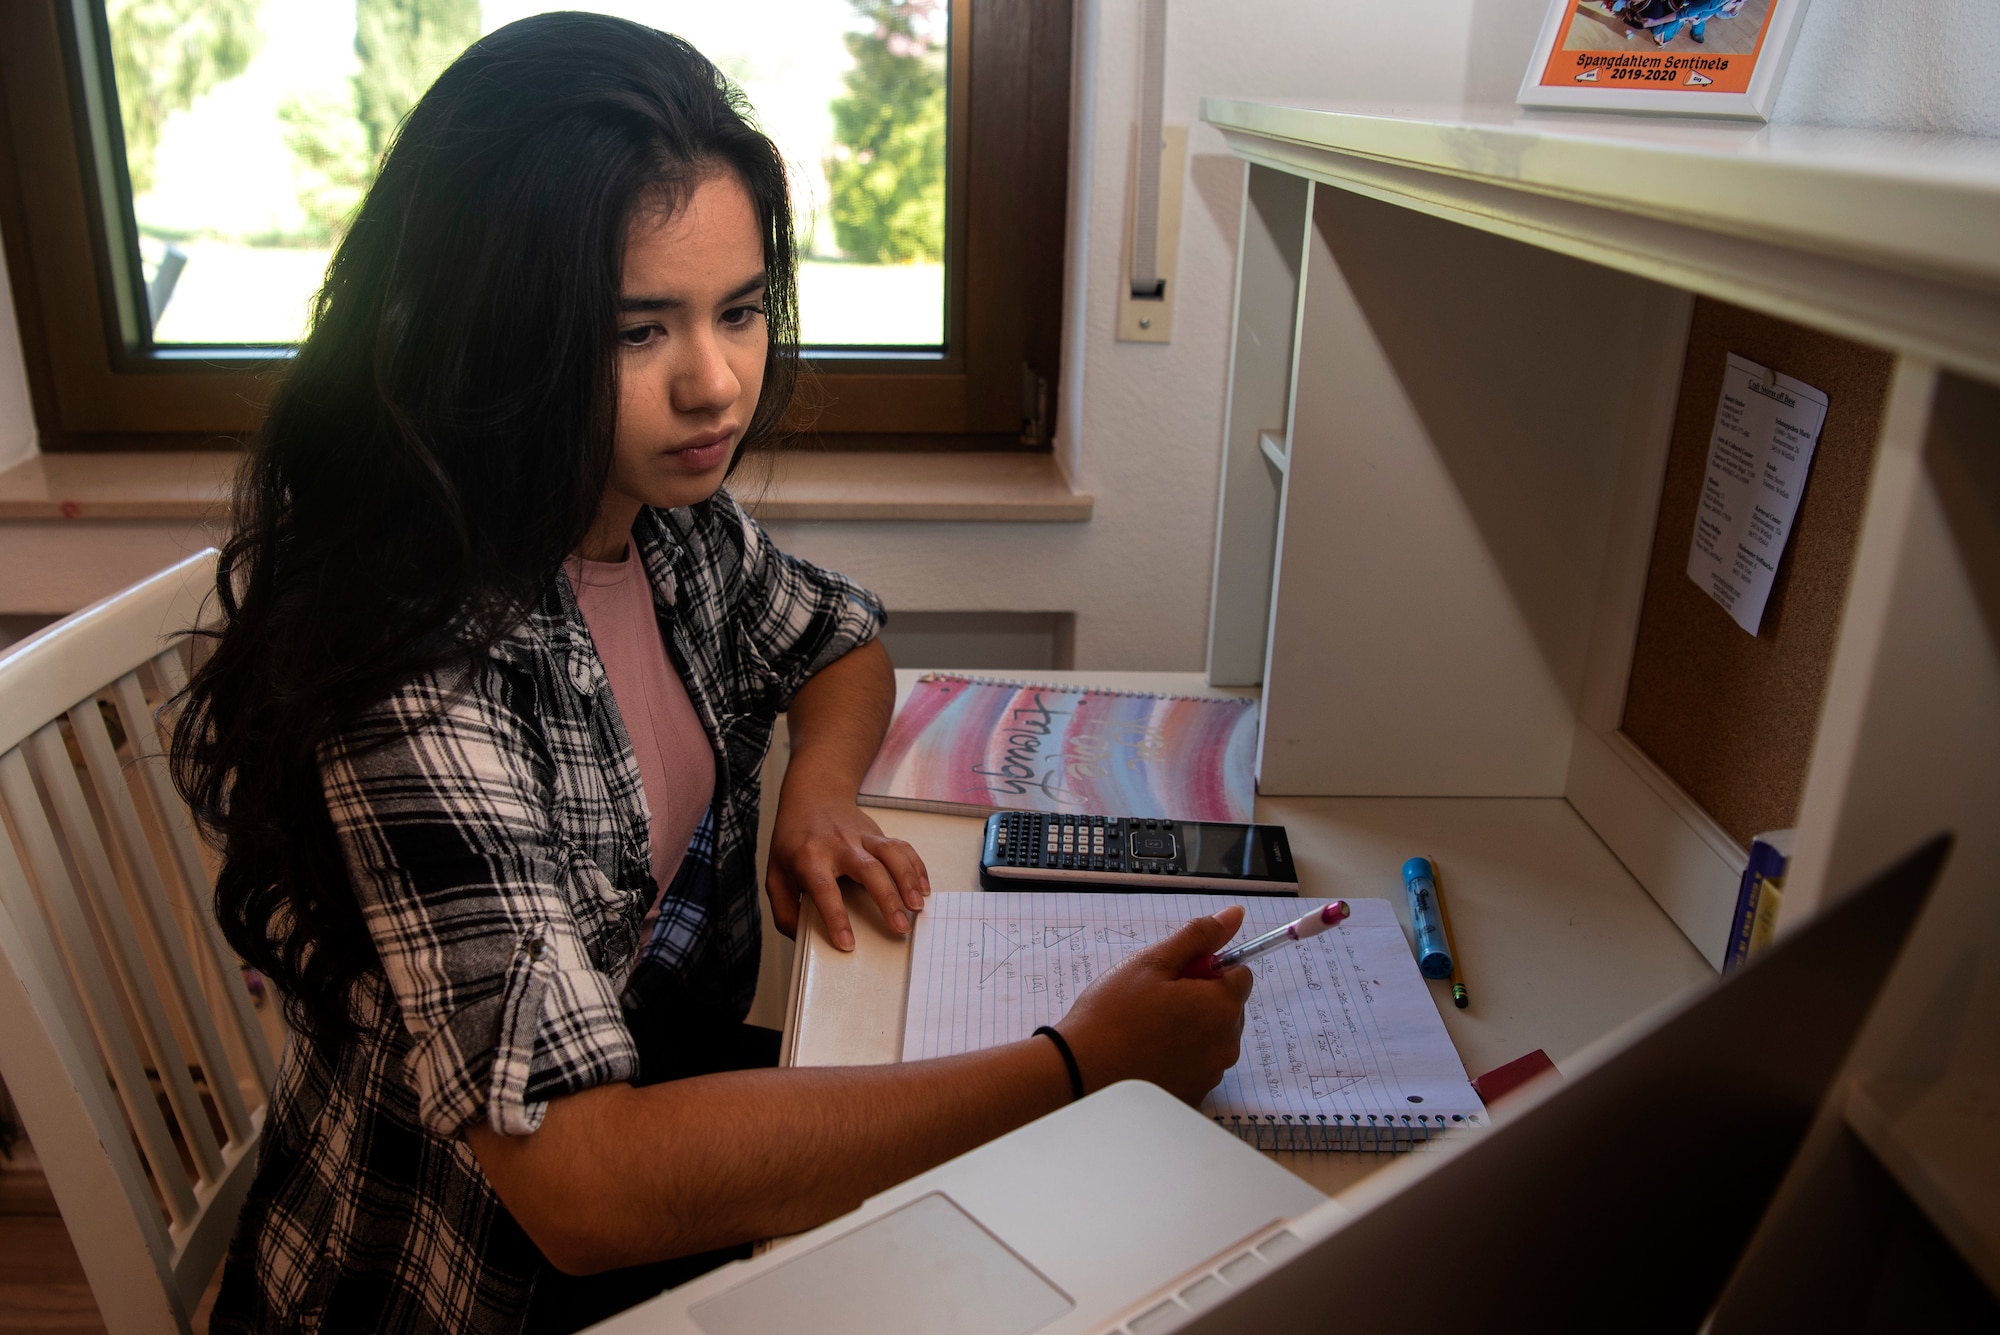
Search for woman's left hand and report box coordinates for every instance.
[767,638,924,951]
[767,792,930,951]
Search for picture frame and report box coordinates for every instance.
[1518,0,1813,121]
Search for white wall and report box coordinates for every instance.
[1773,0,2000,135]
[778,0,2000,671]
[772,0,1487,669]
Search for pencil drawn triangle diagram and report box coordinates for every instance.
[1687,71,1713,86]
[1095,924,1140,942]
[980,922,1026,983]
[1308,1073,1364,1100]
[1041,926,1083,948]
[1575,67,1601,82]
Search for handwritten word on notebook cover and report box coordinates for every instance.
[858,674,1257,822]
[904,893,1485,1151]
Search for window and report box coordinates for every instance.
[0,0,1070,451]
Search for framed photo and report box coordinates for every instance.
[1518,0,1812,120]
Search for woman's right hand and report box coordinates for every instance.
[1052,906,1255,1106]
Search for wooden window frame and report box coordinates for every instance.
[0,0,1070,453]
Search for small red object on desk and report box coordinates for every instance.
[1470,1049,1560,1109]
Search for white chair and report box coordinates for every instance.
[0,548,277,1334]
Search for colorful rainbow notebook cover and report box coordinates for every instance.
[858,674,1257,822]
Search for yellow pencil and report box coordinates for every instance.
[1430,854,1469,1009]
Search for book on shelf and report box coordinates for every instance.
[858,673,1257,822]
[1723,829,1797,974]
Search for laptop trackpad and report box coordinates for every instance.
[689,1192,1073,1335]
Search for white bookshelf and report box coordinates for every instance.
[1203,97,2000,1312]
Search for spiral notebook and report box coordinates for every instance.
[858,674,1257,822]
[904,892,1487,1151]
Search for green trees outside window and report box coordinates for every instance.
[825,0,947,266]
[106,0,263,198]
[284,0,481,242]
[96,1,953,347]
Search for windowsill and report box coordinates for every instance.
[0,451,1093,523]
[0,453,237,521]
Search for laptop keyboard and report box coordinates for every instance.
[1107,1228,1304,1334]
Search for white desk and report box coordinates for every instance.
[771,671,1712,1197]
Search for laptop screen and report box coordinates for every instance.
[1167,835,1951,1335]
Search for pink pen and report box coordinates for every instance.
[1182,901,1351,979]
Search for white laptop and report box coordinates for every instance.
[589,1079,1333,1335]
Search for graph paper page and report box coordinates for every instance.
[903,893,1483,1124]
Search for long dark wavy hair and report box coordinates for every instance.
[171,13,800,1044]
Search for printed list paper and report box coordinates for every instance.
[903,893,1483,1127]
[1686,353,1831,636]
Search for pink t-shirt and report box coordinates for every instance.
[564,547,714,940]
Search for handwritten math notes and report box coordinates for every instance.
[904,893,1484,1127]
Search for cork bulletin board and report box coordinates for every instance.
[1622,298,1895,849]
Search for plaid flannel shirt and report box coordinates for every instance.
[211,492,883,1335]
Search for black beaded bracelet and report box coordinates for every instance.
[1033,1025,1085,1102]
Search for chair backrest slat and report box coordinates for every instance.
[116,667,277,1093]
[69,695,255,1147]
[0,550,274,1333]
[0,844,182,1335]
[24,723,229,1191]
[146,646,191,709]
[26,723,228,1189]
[0,746,200,1228]
[0,555,214,759]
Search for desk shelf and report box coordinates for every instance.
[1202,98,2000,1312]
[1202,99,2000,384]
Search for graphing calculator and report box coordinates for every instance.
[978,812,1300,895]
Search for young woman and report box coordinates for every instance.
[174,15,1253,1334]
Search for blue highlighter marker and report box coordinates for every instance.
[1402,856,1454,981]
